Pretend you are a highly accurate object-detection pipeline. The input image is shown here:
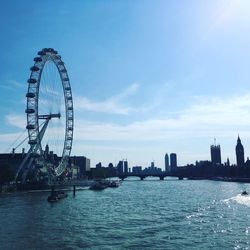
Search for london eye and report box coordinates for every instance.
[15,48,74,183]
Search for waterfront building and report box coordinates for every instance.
[210,143,221,166]
[96,162,102,169]
[124,160,128,173]
[170,153,177,172]
[108,163,114,168]
[0,151,25,174]
[72,156,90,178]
[44,144,49,159]
[104,163,116,176]
[245,157,250,167]
[71,165,78,179]
[165,153,170,172]
[117,161,123,174]
[236,136,245,167]
[195,160,212,167]
[0,149,90,179]
[143,162,162,174]
[132,166,142,173]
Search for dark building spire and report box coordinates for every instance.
[210,140,221,166]
[237,135,241,143]
[236,135,244,166]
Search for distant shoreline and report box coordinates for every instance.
[209,177,250,183]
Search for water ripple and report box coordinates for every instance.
[0,180,250,249]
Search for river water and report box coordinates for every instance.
[0,178,250,250]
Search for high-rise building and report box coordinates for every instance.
[170,153,177,172]
[72,156,91,178]
[236,136,245,166]
[117,161,124,174]
[124,160,128,173]
[165,153,170,172]
[210,143,221,165]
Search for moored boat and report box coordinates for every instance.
[108,180,120,188]
[47,190,68,202]
[89,181,107,190]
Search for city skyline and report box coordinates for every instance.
[1,1,250,168]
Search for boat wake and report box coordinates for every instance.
[224,194,250,207]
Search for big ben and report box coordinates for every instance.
[236,136,245,166]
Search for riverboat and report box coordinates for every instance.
[241,191,248,196]
[47,190,68,202]
[108,180,120,188]
[89,181,107,190]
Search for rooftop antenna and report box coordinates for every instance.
[214,137,216,145]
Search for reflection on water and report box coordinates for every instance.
[0,179,249,249]
[224,193,250,207]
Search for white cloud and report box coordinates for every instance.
[0,80,25,90]
[74,83,139,115]
[5,114,26,129]
[5,93,250,143]
[7,80,24,88]
[69,93,250,166]
[0,132,25,143]
[72,93,250,142]
[0,132,30,154]
[3,92,250,166]
[109,82,139,101]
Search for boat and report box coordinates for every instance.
[108,180,120,188]
[47,190,68,202]
[241,191,248,196]
[89,181,107,190]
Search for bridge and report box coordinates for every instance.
[114,172,186,181]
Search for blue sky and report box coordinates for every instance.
[1,0,250,168]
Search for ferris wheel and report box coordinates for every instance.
[16,48,74,183]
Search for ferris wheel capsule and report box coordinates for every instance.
[30,66,39,72]
[27,78,37,84]
[34,57,42,62]
[38,50,46,56]
[26,93,35,98]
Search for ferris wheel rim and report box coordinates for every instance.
[25,48,74,176]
